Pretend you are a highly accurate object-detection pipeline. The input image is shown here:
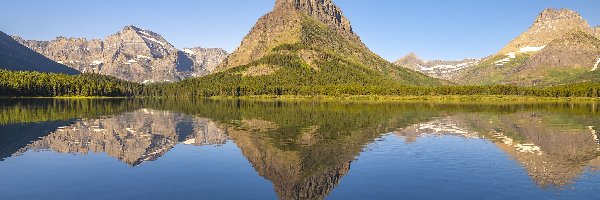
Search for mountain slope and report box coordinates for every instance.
[13,26,227,83]
[208,0,441,87]
[455,8,600,86]
[515,30,600,84]
[0,31,79,74]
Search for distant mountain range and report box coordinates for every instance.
[396,8,600,86]
[10,26,227,83]
[394,53,480,80]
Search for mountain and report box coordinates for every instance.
[394,53,480,80]
[0,31,79,74]
[454,8,600,86]
[209,0,441,86]
[500,8,592,54]
[13,26,227,83]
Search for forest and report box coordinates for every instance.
[1,69,600,98]
[0,70,143,97]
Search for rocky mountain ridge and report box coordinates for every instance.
[12,26,227,83]
[274,0,357,41]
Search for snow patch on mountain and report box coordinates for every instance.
[140,35,165,46]
[136,55,151,59]
[420,60,480,72]
[593,57,600,71]
[495,45,546,66]
[91,60,103,65]
[183,49,195,55]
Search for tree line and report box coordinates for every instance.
[1,69,600,98]
[0,70,143,97]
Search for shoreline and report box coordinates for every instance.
[2,95,599,102]
[0,96,132,99]
[210,95,600,102]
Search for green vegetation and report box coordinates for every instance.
[2,68,600,99]
[150,80,600,98]
[149,43,407,97]
[0,70,143,97]
[0,98,142,124]
[298,15,439,84]
[456,53,532,85]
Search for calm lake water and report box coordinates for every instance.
[0,99,599,200]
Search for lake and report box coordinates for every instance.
[0,98,599,200]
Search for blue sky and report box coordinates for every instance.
[1,0,599,61]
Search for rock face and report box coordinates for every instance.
[500,8,592,54]
[214,0,440,85]
[394,53,480,80]
[0,31,79,74]
[520,30,600,73]
[274,0,355,40]
[454,8,600,86]
[13,26,227,83]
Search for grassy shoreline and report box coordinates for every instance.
[209,95,600,102]
[0,96,132,99]
[3,95,599,102]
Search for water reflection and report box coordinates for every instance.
[1,99,599,199]
[395,112,600,188]
[16,109,227,166]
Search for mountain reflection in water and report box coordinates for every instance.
[1,99,599,200]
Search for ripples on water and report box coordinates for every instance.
[0,99,599,200]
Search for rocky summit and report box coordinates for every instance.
[13,26,227,83]
[500,8,592,54]
[394,53,480,80]
[214,0,441,86]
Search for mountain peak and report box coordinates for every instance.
[402,52,421,60]
[121,25,150,35]
[113,25,173,50]
[274,0,353,34]
[395,52,424,65]
[536,8,582,22]
[123,25,138,30]
[499,8,591,54]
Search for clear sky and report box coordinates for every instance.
[1,0,599,61]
